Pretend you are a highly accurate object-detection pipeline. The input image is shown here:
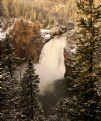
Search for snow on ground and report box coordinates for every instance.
[0,20,15,41]
[0,18,20,41]
[0,25,14,41]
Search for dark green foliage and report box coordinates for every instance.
[1,34,45,121]
[20,58,45,121]
[47,98,70,121]
[53,98,69,121]
[0,0,3,17]
[0,61,7,121]
[0,34,20,121]
[1,34,20,78]
[65,0,101,121]
[0,61,19,121]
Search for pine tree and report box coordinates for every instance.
[0,61,20,121]
[1,34,20,78]
[47,98,70,121]
[0,0,3,17]
[53,98,69,121]
[1,34,20,121]
[0,61,7,121]
[65,0,101,121]
[20,58,45,121]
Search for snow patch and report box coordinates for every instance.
[0,18,20,41]
[40,29,53,43]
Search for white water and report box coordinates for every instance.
[35,35,67,93]
[14,30,76,94]
[15,33,67,94]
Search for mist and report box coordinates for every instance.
[15,34,67,94]
[35,35,67,93]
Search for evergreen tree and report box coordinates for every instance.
[0,61,7,121]
[0,0,3,17]
[1,34,20,78]
[20,58,45,121]
[53,98,69,121]
[47,98,71,121]
[0,61,19,121]
[65,0,101,121]
[1,34,20,121]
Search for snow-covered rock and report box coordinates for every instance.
[0,20,15,41]
[40,26,67,43]
[66,30,77,55]
[40,29,51,34]
[40,29,53,42]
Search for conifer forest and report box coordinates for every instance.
[0,0,101,121]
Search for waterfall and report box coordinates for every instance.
[15,34,67,93]
[35,35,67,93]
